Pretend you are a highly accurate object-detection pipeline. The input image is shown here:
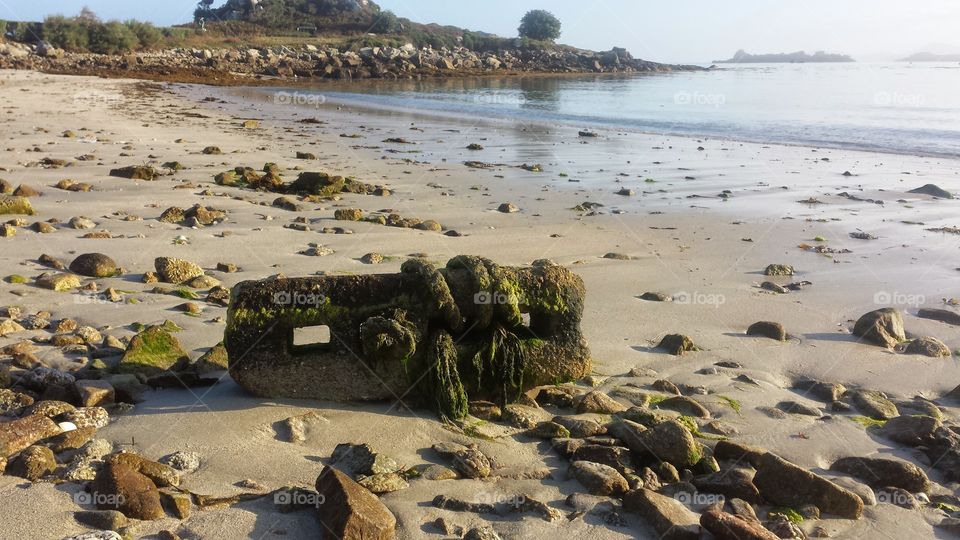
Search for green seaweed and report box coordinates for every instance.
[850,415,887,428]
[769,508,804,524]
[718,395,742,415]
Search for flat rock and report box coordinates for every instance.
[700,508,779,540]
[905,336,951,357]
[575,390,626,413]
[570,460,629,496]
[623,488,700,540]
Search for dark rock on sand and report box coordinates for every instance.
[904,336,951,357]
[764,264,794,276]
[700,508,779,540]
[830,456,929,492]
[69,253,118,278]
[91,461,164,520]
[917,308,960,326]
[746,321,787,341]
[851,390,899,420]
[657,334,700,356]
[570,460,629,496]
[878,414,941,446]
[315,467,396,540]
[8,445,56,480]
[752,452,863,519]
[908,184,952,198]
[623,488,700,540]
[852,308,905,348]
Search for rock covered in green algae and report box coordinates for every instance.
[0,195,34,215]
[118,326,189,376]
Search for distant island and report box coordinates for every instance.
[900,52,960,62]
[715,49,854,63]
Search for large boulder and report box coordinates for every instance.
[315,466,396,540]
[753,453,863,519]
[830,457,929,492]
[852,308,905,348]
[69,253,119,278]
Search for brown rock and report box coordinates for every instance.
[315,466,397,540]
[623,488,700,540]
[91,461,164,520]
[0,414,61,457]
[8,445,56,480]
[700,509,779,540]
[753,452,863,519]
[852,308,905,348]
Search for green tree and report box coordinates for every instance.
[518,10,561,41]
[370,10,400,34]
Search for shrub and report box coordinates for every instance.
[87,21,137,54]
[125,20,163,49]
[370,10,400,34]
[0,20,7,38]
[42,15,90,51]
[518,10,561,41]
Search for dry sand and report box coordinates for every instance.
[0,69,958,539]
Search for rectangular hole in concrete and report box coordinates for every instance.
[293,325,331,347]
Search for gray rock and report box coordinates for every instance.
[904,337,951,357]
[878,414,941,446]
[851,390,899,420]
[830,456,929,492]
[570,461,630,500]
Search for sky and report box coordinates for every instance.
[3,1,959,63]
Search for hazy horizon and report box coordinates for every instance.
[2,1,960,63]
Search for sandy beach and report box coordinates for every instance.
[1,69,959,539]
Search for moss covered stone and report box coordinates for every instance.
[0,195,34,216]
[119,326,190,376]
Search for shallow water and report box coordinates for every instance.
[262,62,960,158]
